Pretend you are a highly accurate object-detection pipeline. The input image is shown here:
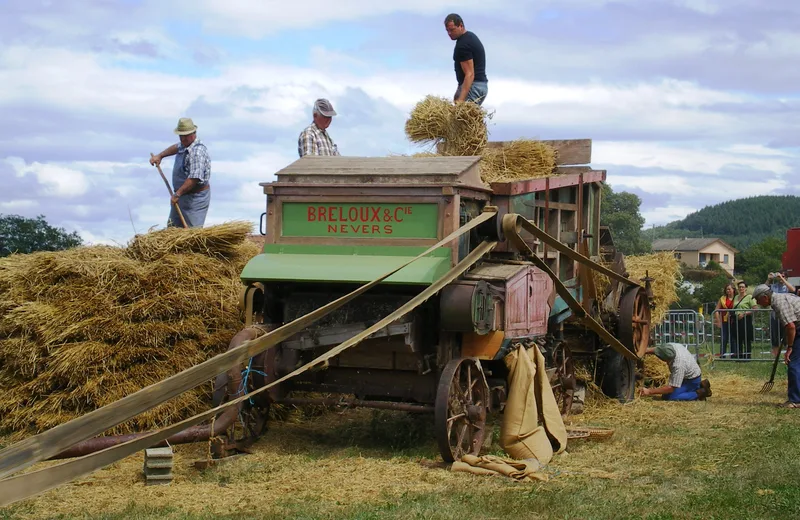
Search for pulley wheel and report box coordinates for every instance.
[435,357,489,463]
[618,286,651,357]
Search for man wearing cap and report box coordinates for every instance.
[298,99,340,157]
[149,117,211,228]
[753,284,800,408]
[444,13,488,105]
[640,343,712,401]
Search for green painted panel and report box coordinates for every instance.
[282,202,439,239]
[240,244,452,285]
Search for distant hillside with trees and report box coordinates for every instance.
[647,195,800,250]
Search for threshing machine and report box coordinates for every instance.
[215,139,653,463]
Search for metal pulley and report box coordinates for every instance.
[439,280,496,335]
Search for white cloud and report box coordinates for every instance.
[595,142,793,176]
[4,157,91,197]
[187,0,508,37]
[0,199,38,211]
[641,204,704,226]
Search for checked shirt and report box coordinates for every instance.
[298,123,340,157]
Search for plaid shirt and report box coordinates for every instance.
[178,139,211,185]
[666,344,702,387]
[771,293,800,326]
[298,123,339,157]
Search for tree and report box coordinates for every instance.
[600,184,651,256]
[736,236,785,285]
[0,214,82,257]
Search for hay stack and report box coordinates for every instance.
[0,222,260,437]
[624,251,681,324]
[590,252,681,325]
[481,140,557,183]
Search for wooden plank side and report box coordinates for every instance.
[486,139,592,165]
[490,169,605,196]
[274,156,482,176]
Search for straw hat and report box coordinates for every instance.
[174,117,198,136]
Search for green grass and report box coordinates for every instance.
[3,362,800,520]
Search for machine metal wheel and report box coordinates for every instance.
[596,349,636,403]
[549,343,576,417]
[435,357,489,463]
[618,286,651,358]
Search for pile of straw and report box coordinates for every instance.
[591,251,681,325]
[404,95,558,183]
[404,95,489,156]
[481,139,557,183]
[0,222,260,436]
[624,251,682,324]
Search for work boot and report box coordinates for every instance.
[696,388,708,401]
[700,379,712,398]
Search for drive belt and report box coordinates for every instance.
[501,214,641,362]
[0,208,497,500]
[0,241,497,506]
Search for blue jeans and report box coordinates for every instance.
[455,81,488,105]
[663,376,702,401]
[788,335,800,403]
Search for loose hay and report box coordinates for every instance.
[0,222,260,437]
[624,251,682,324]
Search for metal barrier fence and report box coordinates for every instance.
[708,308,782,361]
[653,309,704,358]
[653,308,784,362]
[653,308,785,361]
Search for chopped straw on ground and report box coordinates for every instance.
[0,221,260,438]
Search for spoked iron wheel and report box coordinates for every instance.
[549,343,576,418]
[619,287,651,358]
[435,357,489,463]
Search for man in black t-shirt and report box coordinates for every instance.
[444,13,488,105]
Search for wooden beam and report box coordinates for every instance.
[486,139,592,165]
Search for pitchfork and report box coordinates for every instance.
[150,153,188,228]
[760,347,783,393]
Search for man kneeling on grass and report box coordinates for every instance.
[640,343,712,401]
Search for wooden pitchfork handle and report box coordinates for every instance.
[151,153,188,228]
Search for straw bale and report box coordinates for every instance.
[480,139,557,183]
[0,221,260,436]
[404,95,490,157]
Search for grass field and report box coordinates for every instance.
[2,360,800,520]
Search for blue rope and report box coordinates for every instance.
[238,357,268,406]
[234,357,269,431]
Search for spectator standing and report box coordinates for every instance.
[733,281,757,359]
[714,284,737,358]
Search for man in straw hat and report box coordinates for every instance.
[444,13,488,105]
[150,117,211,227]
[753,283,800,408]
[640,343,712,401]
[298,99,340,157]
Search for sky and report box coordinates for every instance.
[1,0,799,245]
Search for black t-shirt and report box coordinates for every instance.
[453,31,487,84]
